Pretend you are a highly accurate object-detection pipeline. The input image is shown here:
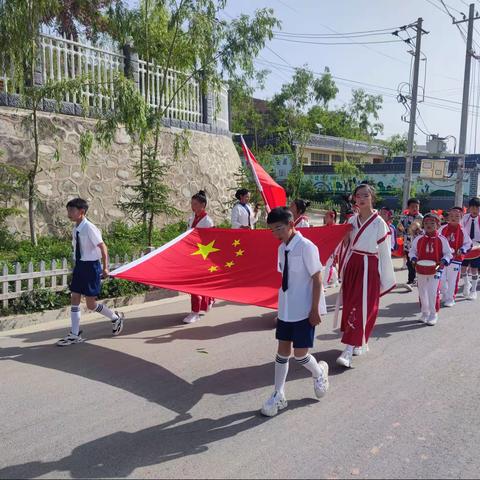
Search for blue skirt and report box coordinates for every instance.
[70,260,102,297]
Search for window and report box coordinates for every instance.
[373,157,383,164]
[283,158,288,165]
[332,154,342,163]
[310,152,330,165]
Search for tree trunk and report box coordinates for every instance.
[147,212,154,247]
[29,108,39,246]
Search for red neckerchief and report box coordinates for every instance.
[294,215,309,226]
[418,231,441,263]
[191,211,207,228]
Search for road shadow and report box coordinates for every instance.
[378,301,420,318]
[0,400,316,479]
[142,312,276,344]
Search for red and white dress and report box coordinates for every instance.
[439,223,472,303]
[188,212,215,313]
[409,232,452,316]
[294,215,310,228]
[335,211,396,347]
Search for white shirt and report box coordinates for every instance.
[461,214,480,243]
[231,202,258,229]
[277,232,326,322]
[187,213,214,229]
[72,218,103,261]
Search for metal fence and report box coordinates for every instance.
[0,254,140,309]
[1,33,229,130]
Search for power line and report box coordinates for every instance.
[273,27,399,38]
[272,36,405,46]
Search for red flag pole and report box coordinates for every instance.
[240,136,271,213]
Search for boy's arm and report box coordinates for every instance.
[98,242,109,277]
[309,271,322,326]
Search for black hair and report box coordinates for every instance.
[66,197,89,213]
[267,206,293,225]
[292,198,311,215]
[468,196,480,207]
[353,184,377,204]
[192,190,207,206]
[407,198,420,206]
[235,188,249,200]
[450,206,464,212]
[328,209,337,220]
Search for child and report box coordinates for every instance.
[461,197,480,300]
[57,198,124,346]
[409,214,452,326]
[380,206,397,252]
[398,198,423,286]
[335,184,395,368]
[439,207,472,307]
[261,207,329,417]
[183,191,215,324]
[324,210,339,288]
[290,199,311,227]
[231,188,259,229]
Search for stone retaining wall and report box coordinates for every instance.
[0,106,241,237]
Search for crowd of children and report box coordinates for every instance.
[57,188,480,417]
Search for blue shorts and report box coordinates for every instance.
[275,318,315,348]
[70,260,102,297]
[462,257,480,269]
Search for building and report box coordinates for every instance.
[295,133,388,166]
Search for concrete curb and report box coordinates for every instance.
[0,289,188,333]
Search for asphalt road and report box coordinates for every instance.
[1,269,479,479]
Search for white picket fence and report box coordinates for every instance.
[1,33,229,128]
[0,254,140,309]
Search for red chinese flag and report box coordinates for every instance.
[464,248,480,260]
[240,136,287,212]
[111,225,351,309]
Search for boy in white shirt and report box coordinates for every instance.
[57,198,124,346]
[261,207,329,417]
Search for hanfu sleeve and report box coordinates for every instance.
[377,219,396,296]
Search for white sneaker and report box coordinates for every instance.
[353,344,369,356]
[404,283,413,292]
[56,331,85,346]
[420,313,429,324]
[427,313,438,326]
[468,290,478,300]
[260,391,288,417]
[336,348,353,368]
[443,300,455,308]
[463,282,472,298]
[313,361,329,398]
[183,312,200,324]
[112,311,125,336]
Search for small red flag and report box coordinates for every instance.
[111,225,351,309]
[240,136,287,212]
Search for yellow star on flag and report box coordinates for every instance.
[191,240,220,260]
[232,239,241,247]
[208,265,219,273]
[225,261,235,268]
[235,249,245,257]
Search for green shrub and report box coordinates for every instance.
[6,289,71,315]
[99,278,149,298]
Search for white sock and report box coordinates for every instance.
[345,345,354,354]
[94,303,118,321]
[295,354,322,378]
[472,275,478,290]
[274,354,289,395]
[71,305,81,335]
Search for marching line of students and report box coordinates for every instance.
[56,188,480,419]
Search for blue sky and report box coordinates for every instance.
[223,0,480,149]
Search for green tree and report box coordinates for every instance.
[384,133,408,158]
[334,158,362,194]
[118,146,181,246]
[312,68,338,108]
[349,88,383,138]
[0,0,95,245]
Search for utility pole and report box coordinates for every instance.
[453,3,479,206]
[402,19,426,210]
